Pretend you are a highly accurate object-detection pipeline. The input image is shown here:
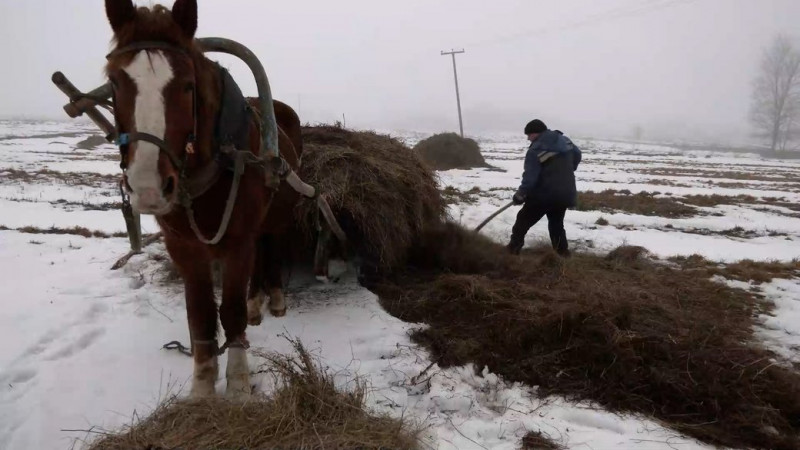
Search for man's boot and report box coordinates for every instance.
[506,236,523,255]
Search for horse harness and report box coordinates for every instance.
[106,41,290,245]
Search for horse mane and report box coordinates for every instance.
[105,5,221,163]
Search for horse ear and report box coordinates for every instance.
[172,0,198,38]
[105,0,136,34]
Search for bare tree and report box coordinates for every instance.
[750,34,800,153]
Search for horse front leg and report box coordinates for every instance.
[263,234,287,317]
[246,235,267,326]
[221,242,255,399]
[173,250,218,398]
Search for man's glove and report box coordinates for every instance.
[512,190,526,205]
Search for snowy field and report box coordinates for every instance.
[0,120,798,450]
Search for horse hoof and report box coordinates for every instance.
[247,310,263,326]
[247,295,264,326]
[268,289,286,318]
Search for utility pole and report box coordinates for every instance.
[441,49,465,137]
[297,94,302,118]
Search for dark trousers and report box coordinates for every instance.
[508,203,569,255]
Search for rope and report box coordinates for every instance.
[162,337,249,357]
[162,340,193,357]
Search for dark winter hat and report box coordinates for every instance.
[524,119,547,135]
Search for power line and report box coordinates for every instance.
[464,0,701,49]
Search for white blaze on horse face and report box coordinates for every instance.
[122,50,174,212]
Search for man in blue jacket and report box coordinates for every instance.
[507,119,581,256]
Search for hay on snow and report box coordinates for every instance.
[86,338,419,450]
[374,223,800,450]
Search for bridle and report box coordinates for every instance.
[105,39,259,246]
[105,41,198,175]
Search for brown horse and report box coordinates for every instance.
[104,0,302,398]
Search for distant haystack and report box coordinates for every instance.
[76,135,108,151]
[413,132,488,170]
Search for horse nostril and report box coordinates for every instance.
[162,176,176,197]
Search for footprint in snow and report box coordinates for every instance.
[561,409,627,435]
[23,330,59,357]
[0,368,37,385]
[44,328,105,361]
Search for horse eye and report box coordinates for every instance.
[184,82,194,93]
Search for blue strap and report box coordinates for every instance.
[115,133,130,146]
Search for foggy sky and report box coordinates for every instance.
[1,0,798,143]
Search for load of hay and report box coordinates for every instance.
[413,132,489,170]
[85,340,419,450]
[294,126,446,270]
[373,223,800,450]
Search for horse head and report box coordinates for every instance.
[104,0,212,215]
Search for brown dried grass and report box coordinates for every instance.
[86,339,419,450]
[15,225,126,239]
[578,190,800,218]
[294,126,446,269]
[681,194,800,213]
[373,223,800,450]
[440,185,481,205]
[577,189,698,218]
[520,431,564,450]
[671,254,800,284]
[0,168,119,188]
[640,167,799,183]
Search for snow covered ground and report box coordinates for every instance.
[0,120,798,450]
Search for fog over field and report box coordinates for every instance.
[1,0,799,144]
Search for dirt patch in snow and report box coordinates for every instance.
[577,189,699,218]
[9,225,127,239]
[0,168,119,189]
[578,189,800,218]
[670,254,800,284]
[639,167,799,183]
